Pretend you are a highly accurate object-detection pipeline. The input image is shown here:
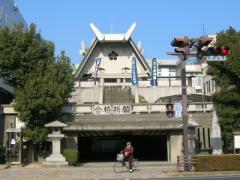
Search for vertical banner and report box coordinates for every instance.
[151,58,158,86]
[131,57,138,85]
[95,57,101,84]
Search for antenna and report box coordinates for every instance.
[79,41,86,56]
[110,21,113,33]
[202,24,207,37]
[137,41,143,54]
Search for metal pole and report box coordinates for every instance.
[180,54,189,171]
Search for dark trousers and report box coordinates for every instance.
[122,155,133,169]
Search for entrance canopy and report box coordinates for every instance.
[5,128,21,133]
[63,114,199,132]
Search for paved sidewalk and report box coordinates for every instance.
[0,162,240,180]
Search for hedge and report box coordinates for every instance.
[194,155,240,171]
[63,149,79,166]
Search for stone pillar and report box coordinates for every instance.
[211,108,223,155]
[134,86,139,103]
[170,132,183,162]
[188,114,197,155]
[188,129,196,155]
[52,137,61,155]
[43,121,68,166]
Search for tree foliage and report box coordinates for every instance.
[0,24,74,144]
[207,27,240,152]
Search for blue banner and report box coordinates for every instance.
[131,57,138,85]
[151,58,158,86]
[95,58,101,82]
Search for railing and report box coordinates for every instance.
[176,155,198,171]
[78,79,201,87]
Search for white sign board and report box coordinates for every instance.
[234,135,240,149]
[11,139,16,145]
[174,102,182,118]
[94,105,131,115]
[205,56,226,62]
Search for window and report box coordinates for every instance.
[208,128,211,148]
[125,78,131,83]
[192,76,202,87]
[211,80,216,92]
[206,81,211,93]
[197,128,201,148]
[104,78,117,83]
[169,68,176,77]
[203,83,206,94]
[202,128,206,148]
[158,68,162,77]
[208,80,211,92]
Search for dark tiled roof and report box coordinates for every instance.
[63,113,212,131]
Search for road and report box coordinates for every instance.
[103,175,240,180]
[1,164,240,180]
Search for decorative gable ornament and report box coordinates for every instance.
[108,51,118,60]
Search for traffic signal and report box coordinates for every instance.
[198,37,214,46]
[202,46,229,56]
[195,37,214,51]
[171,37,189,47]
[221,47,229,55]
[171,37,190,54]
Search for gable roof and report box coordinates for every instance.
[45,120,67,128]
[75,23,151,79]
[75,38,98,78]
[75,38,151,78]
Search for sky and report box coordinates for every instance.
[15,0,240,64]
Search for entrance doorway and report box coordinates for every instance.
[78,132,168,162]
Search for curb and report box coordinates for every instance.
[167,171,240,177]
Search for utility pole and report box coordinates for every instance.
[168,36,219,171]
[168,37,194,171]
[180,53,189,171]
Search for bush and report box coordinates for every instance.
[63,149,79,166]
[194,155,240,171]
[0,146,6,164]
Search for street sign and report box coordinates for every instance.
[174,102,182,118]
[234,135,240,149]
[11,139,16,145]
[205,56,226,62]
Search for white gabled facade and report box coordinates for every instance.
[75,23,150,80]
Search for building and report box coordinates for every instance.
[0,0,27,157]
[63,23,214,162]
[154,59,203,94]
[0,0,27,29]
[0,0,27,103]
[1,23,216,164]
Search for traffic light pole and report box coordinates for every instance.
[180,54,189,171]
[168,36,220,171]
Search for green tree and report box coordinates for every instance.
[0,24,74,144]
[207,27,240,153]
